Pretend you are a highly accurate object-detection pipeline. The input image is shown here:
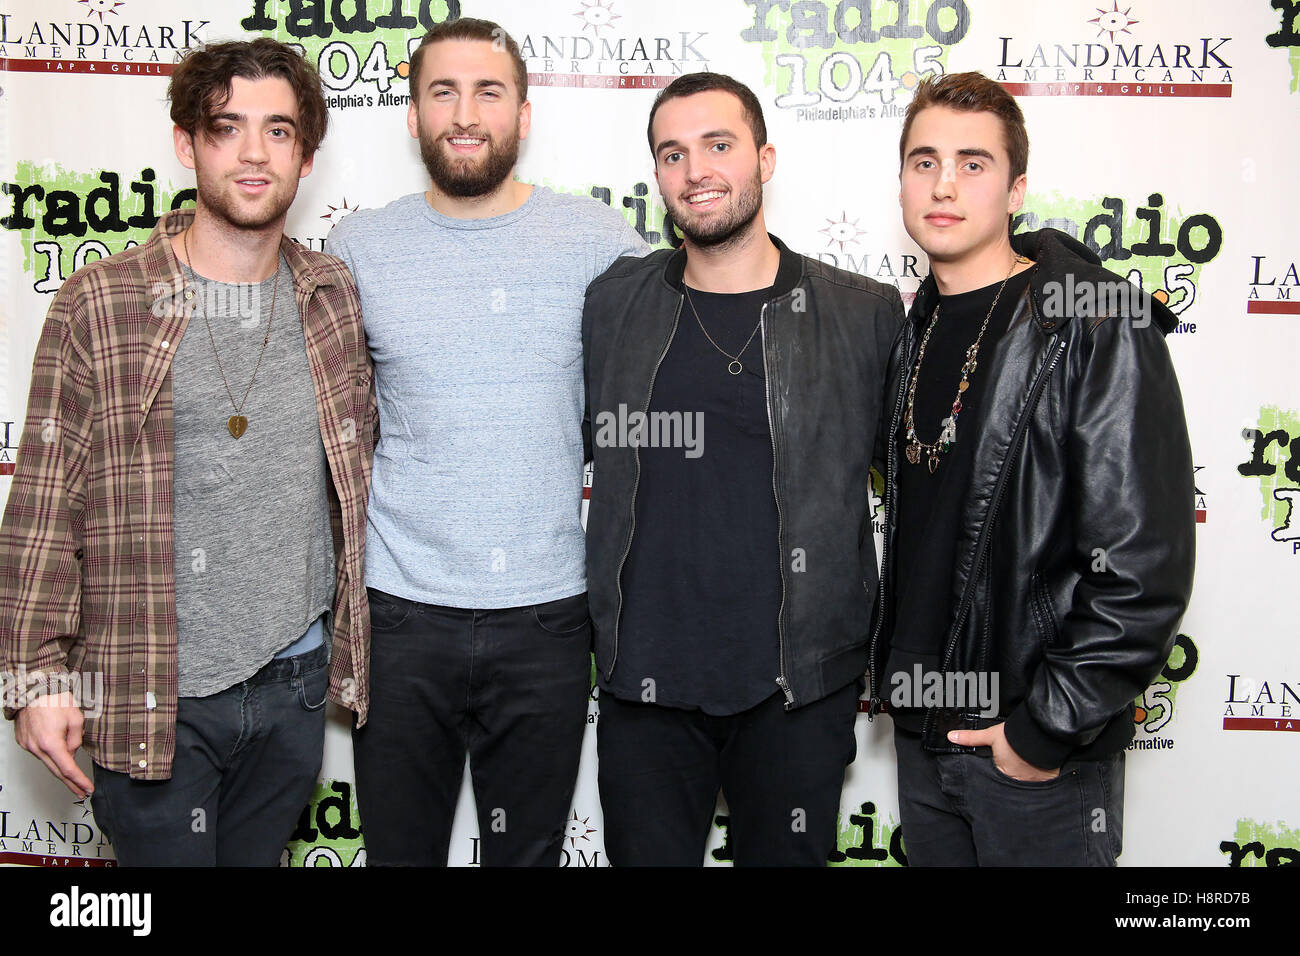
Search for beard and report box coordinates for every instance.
[664,165,764,249]
[419,121,520,199]
[193,165,299,232]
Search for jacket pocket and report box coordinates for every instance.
[1030,572,1060,648]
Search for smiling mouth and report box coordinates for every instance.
[446,136,486,149]
[685,189,726,207]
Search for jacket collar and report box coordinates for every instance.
[661,232,804,298]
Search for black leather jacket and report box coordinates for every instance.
[867,228,1195,767]
[583,236,903,709]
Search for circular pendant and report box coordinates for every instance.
[728,360,743,375]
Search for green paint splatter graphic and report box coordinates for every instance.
[1017,190,1220,311]
[1290,45,1300,94]
[739,0,970,110]
[829,801,905,867]
[1223,819,1300,867]
[1252,405,1299,531]
[244,0,457,91]
[535,176,676,250]
[5,161,189,280]
[283,779,366,867]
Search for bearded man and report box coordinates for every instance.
[326,17,647,867]
[581,72,903,865]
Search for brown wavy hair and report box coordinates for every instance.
[900,72,1028,188]
[168,37,328,158]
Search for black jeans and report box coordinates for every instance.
[352,587,592,866]
[893,724,1125,866]
[597,680,861,866]
[89,643,328,867]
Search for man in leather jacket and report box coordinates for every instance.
[582,72,903,865]
[871,71,1195,865]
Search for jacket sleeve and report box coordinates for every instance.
[581,284,598,467]
[0,285,96,719]
[873,289,907,474]
[1003,310,1195,769]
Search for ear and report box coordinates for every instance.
[758,141,776,184]
[1007,172,1027,215]
[174,125,197,171]
[517,98,532,142]
[298,149,315,181]
[407,98,420,141]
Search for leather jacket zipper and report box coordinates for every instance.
[867,322,916,720]
[607,296,684,679]
[760,305,794,709]
[923,332,1069,741]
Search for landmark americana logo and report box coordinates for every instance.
[994,2,1233,98]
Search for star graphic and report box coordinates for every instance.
[574,0,620,36]
[1088,2,1139,43]
[321,198,359,228]
[820,212,866,252]
[78,0,126,25]
[565,811,598,847]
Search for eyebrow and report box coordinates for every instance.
[211,112,298,129]
[905,145,996,162]
[654,128,737,157]
[426,77,508,92]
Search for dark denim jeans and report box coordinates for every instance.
[90,643,328,866]
[893,723,1125,866]
[351,588,592,866]
[597,680,861,866]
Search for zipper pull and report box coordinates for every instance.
[867,695,882,722]
[775,675,794,707]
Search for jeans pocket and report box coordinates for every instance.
[367,587,413,633]
[296,660,329,712]
[531,591,591,635]
[983,755,1076,790]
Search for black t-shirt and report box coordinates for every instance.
[602,284,782,715]
[886,269,1033,730]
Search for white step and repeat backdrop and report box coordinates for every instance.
[0,0,1296,867]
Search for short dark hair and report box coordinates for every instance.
[409,18,528,103]
[899,71,1029,188]
[646,71,767,157]
[168,37,328,158]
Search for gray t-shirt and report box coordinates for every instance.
[171,257,336,696]
[328,186,648,609]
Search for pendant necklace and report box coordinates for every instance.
[180,227,279,439]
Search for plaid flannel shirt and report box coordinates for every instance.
[0,208,378,779]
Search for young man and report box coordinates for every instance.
[871,71,1195,865]
[327,19,647,867]
[0,39,375,866]
[583,72,902,866]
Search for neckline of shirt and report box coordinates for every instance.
[413,183,547,230]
